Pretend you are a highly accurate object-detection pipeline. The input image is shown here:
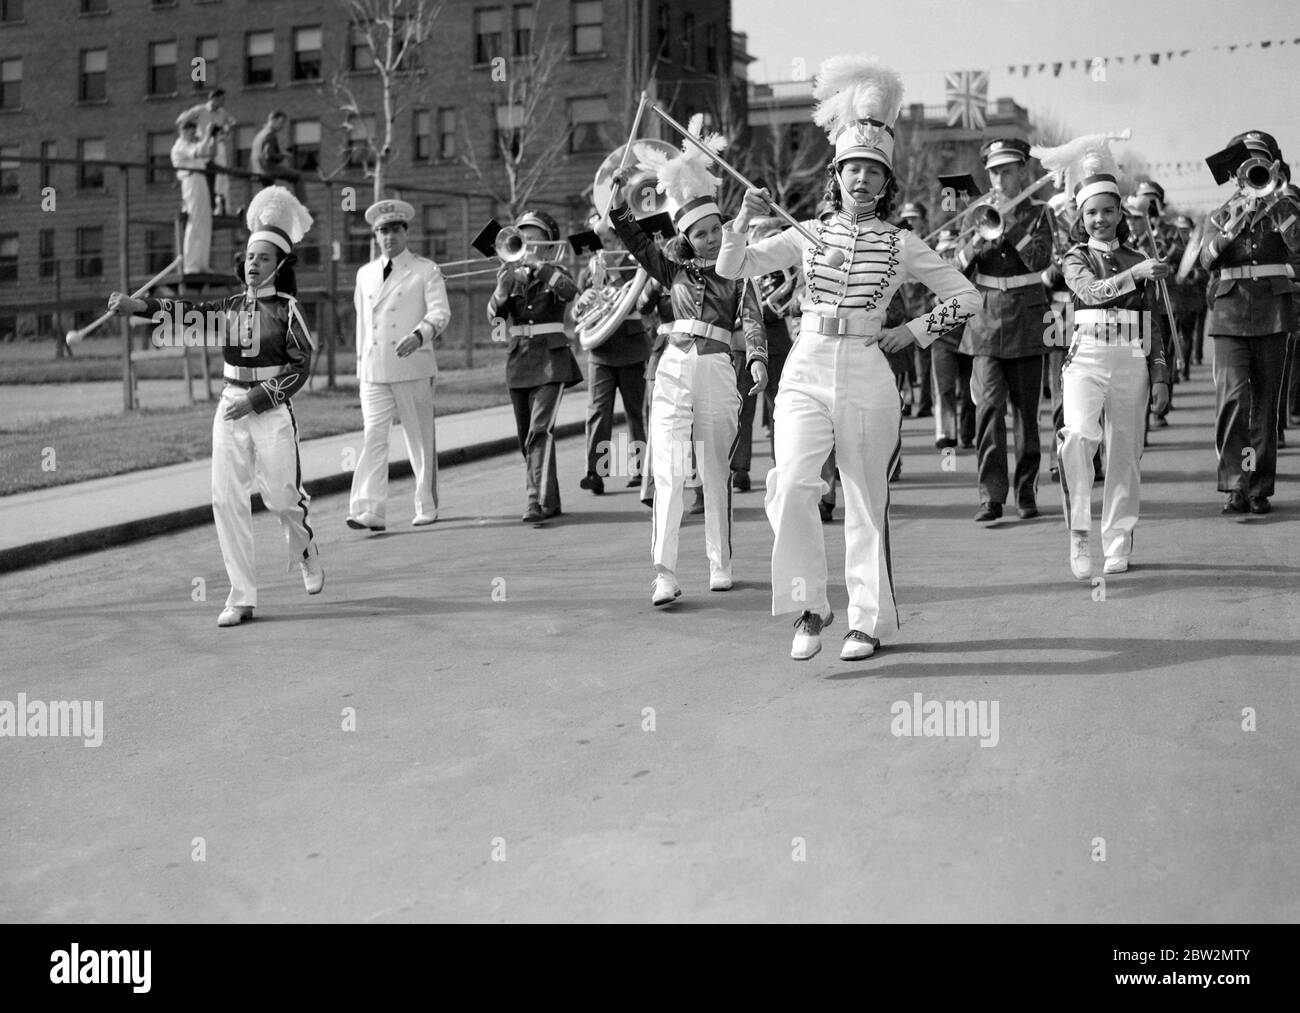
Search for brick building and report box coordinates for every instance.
[0,0,742,353]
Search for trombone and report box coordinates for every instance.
[438,226,568,282]
[921,173,1057,245]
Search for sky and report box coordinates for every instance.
[732,0,1300,212]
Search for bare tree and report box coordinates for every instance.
[1027,107,1076,149]
[326,0,445,204]
[459,5,574,221]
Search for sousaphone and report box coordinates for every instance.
[576,140,677,350]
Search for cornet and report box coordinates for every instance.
[494,226,567,264]
[1236,156,1281,200]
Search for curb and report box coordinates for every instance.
[0,415,603,575]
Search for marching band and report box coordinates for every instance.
[103,54,1298,657]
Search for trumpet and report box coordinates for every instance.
[922,172,1056,244]
[494,226,567,264]
[1237,156,1281,200]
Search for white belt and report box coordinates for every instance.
[671,319,731,344]
[224,363,285,381]
[1074,308,1141,326]
[1219,264,1292,280]
[656,322,674,336]
[508,322,566,338]
[975,272,1043,291]
[800,312,880,338]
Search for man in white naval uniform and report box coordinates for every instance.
[347,199,451,530]
[170,118,215,274]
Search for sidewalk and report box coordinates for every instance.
[0,397,613,574]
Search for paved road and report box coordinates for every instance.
[1,369,1297,922]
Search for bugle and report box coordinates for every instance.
[922,172,1056,245]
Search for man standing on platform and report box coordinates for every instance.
[955,138,1054,522]
[179,89,237,216]
[170,117,215,274]
[347,199,450,531]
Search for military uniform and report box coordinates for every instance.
[955,138,1055,517]
[1199,131,1300,510]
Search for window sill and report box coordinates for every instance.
[568,52,608,63]
[243,81,277,90]
[0,107,23,114]
[289,76,323,87]
[76,99,110,107]
[77,12,112,18]
[145,92,180,101]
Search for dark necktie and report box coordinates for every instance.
[382,260,392,281]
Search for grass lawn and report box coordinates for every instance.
[0,349,545,496]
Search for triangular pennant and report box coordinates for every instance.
[1052,62,1062,77]
[1261,40,1271,48]
[1133,54,1141,64]
[1151,53,1160,65]
[1228,45,1237,52]
[1021,64,1030,76]
[1070,59,1077,70]
[1245,42,1253,48]
[1007,65,1016,75]
[1166,51,1173,60]
[1037,63,1045,73]
[1116,55,1124,64]
[1180,49,1190,56]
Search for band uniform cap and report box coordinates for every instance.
[1205,141,1251,186]
[471,220,502,259]
[901,202,927,220]
[516,210,560,243]
[1228,130,1280,161]
[938,173,981,200]
[1135,180,1166,205]
[982,137,1031,169]
[1074,173,1121,209]
[674,196,722,236]
[365,199,415,229]
[1174,214,1194,229]
[248,224,293,255]
[834,121,896,170]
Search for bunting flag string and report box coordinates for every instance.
[989,35,1297,80]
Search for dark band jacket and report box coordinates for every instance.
[610,206,767,367]
[1199,192,1300,336]
[488,264,584,390]
[141,288,313,413]
[1060,241,1169,385]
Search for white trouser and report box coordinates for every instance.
[350,377,439,521]
[768,331,901,636]
[1058,338,1149,559]
[213,141,230,204]
[179,173,212,274]
[211,390,315,608]
[650,344,740,579]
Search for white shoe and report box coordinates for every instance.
[411,512,438,526]
[217,605,253,627]
[299,546,324,594]
[651,573,681,608]
[346,510,386,531]
[791,609,833,661]
[709,570,733,592]
[1103,556,1129,574]
[1069,531,1091,580]
[840,630,880,661]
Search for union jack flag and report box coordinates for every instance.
[945,70,988,130]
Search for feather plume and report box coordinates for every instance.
[812,56,904,140]
[654,114,726,210]
[246,186,314,245]
[1031,130,1131,196]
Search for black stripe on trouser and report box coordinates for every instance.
[724,411,740,562]
[882,416,901,630]
[285,401,315,551]
[538,384,565,501]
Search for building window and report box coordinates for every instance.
[245,31,275,86]
[438,108,456,159]
[80,49,107,102]
[413,110,431,162]
[2,1,25,24]
[144,228,172,274]
[344,114,375,168]
[195,36,219,90]
[293,26,322,81]
[655,4,670,62]
[474,7,504,64]
[681,14,695,69]
[704,22,718,74]
[572,1,603,55]
[38,229,55,280]
[568,96,608,154]
[345,221,372,263]
[76,226,103,279]
[40,141,56,189]
[0,145,15,195]
[297,238,321,268]
[422,205,448,260]
[513,4,533,57]
[0,233,17,283]
[494,104,523,159]
[149,41,178,96]
[234,125,255,170]
[81,0,108,13]
[0,58,20,110]
[349,25,375,71]
[78,138,105,190]
[291,119,321,173]
[147,132,172,185]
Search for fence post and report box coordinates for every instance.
[119,166,134,411]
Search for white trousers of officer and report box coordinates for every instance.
[349,377,439,521]
[1058,337,1149,559]
[211,389,315,609]
[768,332,901,636]
[179,172,212,274]
[650,343,740,579]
